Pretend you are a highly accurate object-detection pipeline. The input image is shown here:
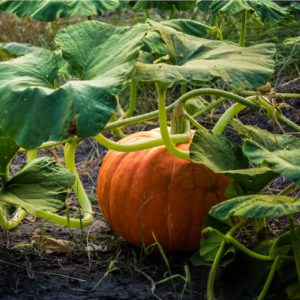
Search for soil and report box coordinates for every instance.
[0,81,299,300]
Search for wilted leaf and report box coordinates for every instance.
[32,234,71,253]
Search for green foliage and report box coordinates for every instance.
[135,21,276,88]
[243,139,300,185]
[132,1,195,11]
[190,130,248,172]
[0,157,74,215]
[0,0,119,22]
[0,50,118,149]
[210,194,300,219]
[55,21,147,80]
[196,0,288,24]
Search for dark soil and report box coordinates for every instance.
[0,81,299,300]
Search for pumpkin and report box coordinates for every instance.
[97,128,231,252]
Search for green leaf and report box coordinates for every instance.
[0,42,43,57]
[210,194,300,220]
[190,130,248,172]
[223,167,277,195]
[190,130,276,195]
[0,157,74,214]
[0,50,118,149]
[193,227,235,267]
[55,21,147,80]
[0,0,119,22]
[132,1,195,11]
[196,0,288,24]
[135,21,275,89]
[243,139,300,184]
[232,119,300,151]
[0,130,19,183]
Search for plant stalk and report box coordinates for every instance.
[123,79,137,119]
[94,132,191,152]
[156,82,190,160]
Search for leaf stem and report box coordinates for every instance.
[156,82,190,160]
[122,79,137,119]
[239,91,300,99]
[106,88,259,131]
[207,220,248,300]
[94,132,191,152]
[212,103,247,135]
[257,256,280,300]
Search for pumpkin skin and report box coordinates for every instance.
[97,129,231,252]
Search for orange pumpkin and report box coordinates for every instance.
[97,129,231,252]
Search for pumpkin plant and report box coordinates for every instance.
[0,19,299,259]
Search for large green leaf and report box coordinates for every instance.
[0,130,19,183]
[210,194,300,220]
[196,0,288,24]
[134,21,275,89]
[0,42,42,57]
[55,21,147,80]
[0,157,74,214]
[190,130,276,195]
[0,22,146,149]
[0,0,119,22]
[243,139,300,185]
[0,50,118,149]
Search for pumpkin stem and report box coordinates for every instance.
[171,104,190,135]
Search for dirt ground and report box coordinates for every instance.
[0,80,299,300]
